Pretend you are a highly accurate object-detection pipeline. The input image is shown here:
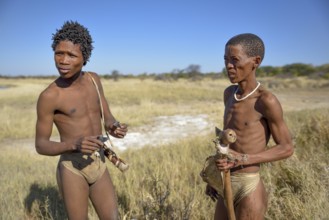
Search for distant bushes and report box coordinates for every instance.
[103,63,329,81]
[2,63,328,81]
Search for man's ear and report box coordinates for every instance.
[253,56,261,69]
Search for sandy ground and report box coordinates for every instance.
[110,114,215,151]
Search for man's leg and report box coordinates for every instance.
[57,163,90,220]
[235,180,268,220]
[89,169,119,220]
[214,196,228,220]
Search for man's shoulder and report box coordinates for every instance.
[83,71,98,79]
[38,81,60,100]
[223,85,237,100]
[224,84,237,95]
[82,71,101,84]
[36,82,61,112]
[258,86,276,99]
[257,86,280,107]
[225,84,237,91]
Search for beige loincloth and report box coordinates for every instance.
[218,172,260,207]
[57,149,107,185]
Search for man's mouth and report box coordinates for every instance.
[58,68,70,74]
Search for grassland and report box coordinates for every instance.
[0,76,328,219]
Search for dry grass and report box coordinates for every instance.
[0,77,329,219]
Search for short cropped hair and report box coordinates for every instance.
[52,21,94,65]
[226,33,265,62]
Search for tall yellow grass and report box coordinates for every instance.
[0,77,329,219]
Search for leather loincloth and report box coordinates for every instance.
[219,172,260,207]
[57,148,107,184]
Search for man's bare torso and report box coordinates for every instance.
[224,85,271,172]
[45,72,102,142]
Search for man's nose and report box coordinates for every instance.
[226,61,234,68]
[60,55,70,64]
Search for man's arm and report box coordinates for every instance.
[35,90,75,156]
[91,72,127,138]
[240,92,294,166]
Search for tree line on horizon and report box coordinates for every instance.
[1,63,329,80]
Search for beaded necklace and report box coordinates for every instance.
[234,82,260,101]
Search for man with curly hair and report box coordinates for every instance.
[205,33,294,219]
[35,21,127,219]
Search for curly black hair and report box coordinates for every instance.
[52,21,94,65]
[226,33,265,62]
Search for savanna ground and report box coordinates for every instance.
[0,76,329,219]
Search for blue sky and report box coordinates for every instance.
[0,0,328,76]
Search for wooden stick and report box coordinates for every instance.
[224,170,235,220]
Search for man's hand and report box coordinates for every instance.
[109,121,128,138]
[216,149,249,171]
[205,184,219,202]
[216,157,236,171]
[74,136,104,154]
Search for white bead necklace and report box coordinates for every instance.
[234,82,261,101]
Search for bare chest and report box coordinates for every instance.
[54,85,100,121]
[224,98,262,129]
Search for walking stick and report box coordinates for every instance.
[215,127,236,220]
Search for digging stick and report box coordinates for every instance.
[223,167,235,220]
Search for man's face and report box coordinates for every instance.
[54,40,84,78]
[224,44,255,84]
